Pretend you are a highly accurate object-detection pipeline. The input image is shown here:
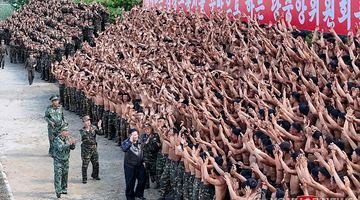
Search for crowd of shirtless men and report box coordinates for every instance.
[2,1,360,199]
[0,0,108,83]
[50,7,360,200]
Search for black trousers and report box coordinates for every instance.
[124,164,146,200]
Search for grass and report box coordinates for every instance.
[0,3,14,20]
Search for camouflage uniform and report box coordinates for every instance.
[182,172,191,200]
[188,175,195,198]
[59,84,65,106]
[143,133,160,187]
[53,135,75,195]
[44,104,66,156]
[9,41,17,63]
[159,158,171,197]
[63,86,70,110]
[107,112,116,140]
[102,110,109,138]
[156,152,166,187]
[192,177,201,200]
[198,183,215,200]
[25,56,37,85]
[0,43,7,69]
[174,161,185,199]
[80,124,101,181]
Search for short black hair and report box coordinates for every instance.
[299,102,310,115]
[319,167,331,178]
[291,151,300,161]
[232,128,242,136]
[280,141,291,152]
[291,92,301,102]
[291,123,302,132]
[312,130,322,140]
[278,120,291,131]
[129,128,137,134]
[355,147,360,156]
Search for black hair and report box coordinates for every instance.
[214,92,223,100]
[310,76,318,85]
[241,178,258,189]
[312,130,322,140]
[355,147,360,156]
[265,144,274,157]
[330,109,340,119]
[299,102,310,116]
[129,128,137,134]
[254,130,265,139]
[277,120,291,131]
[291,151,300,161]
[319,167,331,178]
[280,141,291,152]
[291,123,302,132]
[240,169,252,179]
[338,112,346,120]
[276,188,285,199]
[334,139,345,150]
[291,92,301,102]
[259,109,265,118]
[325,136,334,145]
[291,67,300,76]
[214,156,224,166]
[325,82,332,90]
[232,128,242,136]
[311,167,319,177]
[261,138,272,146]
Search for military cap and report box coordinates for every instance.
[49,95,59,101]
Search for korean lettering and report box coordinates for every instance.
[309,0,320,26]
[271,0,282,20]
[323,0,335,28]
[282,0,294,23]
[338,0,351,30]
[245,0,255,19]
[295,0,307,24]
[255,0,265,20]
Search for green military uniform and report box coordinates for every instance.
[143,133,160,187]
[156,152,166,187]
[182,172,191,200]
[174,161,185,199]
[0,42,7,69]
[192,177,201,200]
[53,134,75,195]
[44,98,66,156]
[80,124,101,182]
[198,182,215,200]
[25,56,37,85]
[159,158,171,197]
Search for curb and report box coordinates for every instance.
[0,162,15,200]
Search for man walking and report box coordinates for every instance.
[53,128,76,198]
[25,53,37,85]
[80,115,102,184]
[0,40,7,69]
[121,129,147,200]
[45,95,67,156]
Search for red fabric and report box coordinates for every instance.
[143,0,360,35]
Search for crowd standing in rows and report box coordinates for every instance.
[0,0,108,84]
[52,8,360,200]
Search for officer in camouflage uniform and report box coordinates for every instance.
[182,171,191,200]
[80,115,102,184]
[25,53,37,85]
[52,128,76,199]
[0,40,7,69]
[198,182,215,200]
[45,95,67,156]
[142,124,160,188]
[192,177,201,199]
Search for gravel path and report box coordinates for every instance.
[0,56,160,200]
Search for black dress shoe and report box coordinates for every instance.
[56,193,61,198]
[82,179,87,184]
[62,191,67,194]
[92,176,101,180]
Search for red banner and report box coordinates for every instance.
[143,0,360,35]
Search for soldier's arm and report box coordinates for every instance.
[54,138,70,152]
[44,108,54,125]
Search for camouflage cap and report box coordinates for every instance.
[49,95,59,101]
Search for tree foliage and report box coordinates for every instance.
[75,0,142,20]
[8,0,28,10]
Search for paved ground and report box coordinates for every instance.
[0,56,160,200]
